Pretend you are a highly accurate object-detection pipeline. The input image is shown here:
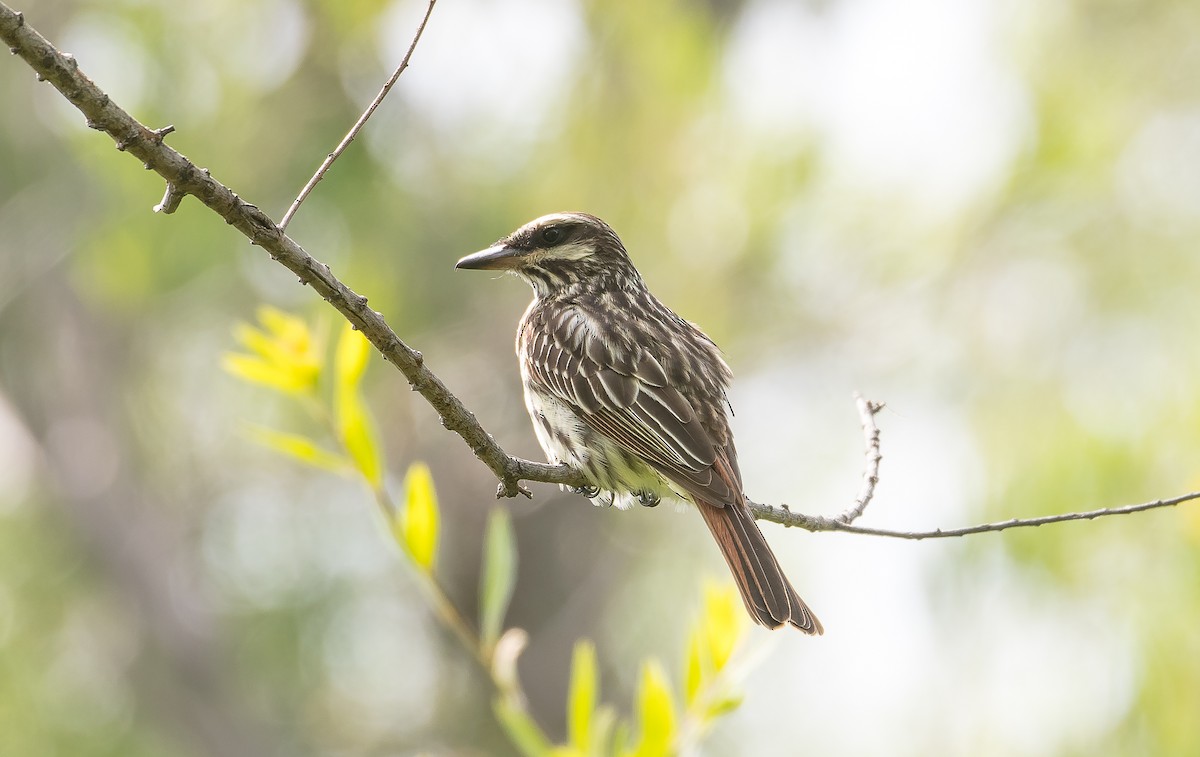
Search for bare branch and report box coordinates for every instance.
[0,2,572,499]
[277,0,438,231]
[751,491,1200,538]
[4,3,1196,538]
[836,393,884,524]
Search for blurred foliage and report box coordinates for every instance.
[2,0,1200,755]
[220,307,752,756]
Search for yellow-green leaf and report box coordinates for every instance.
[222,352,314,396]
[704,692,744,720]
[395,462,439,572]
[628,660,676,757]
[224,307,321,397]
[567,640,597,754]
[684,626,704,708]
[256,305,309,342]
[701,582,743,673]
[245,425,351,473]
[336,387,383,488]
[333,324,382,488]
[334,320,370,388]
[480,508,518,654]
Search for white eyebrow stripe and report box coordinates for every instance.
[529,240,594,263]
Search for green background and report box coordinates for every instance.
[2,0,1199,754]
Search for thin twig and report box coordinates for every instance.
[4,3,1197,538]
[278,0,437,231]
[752,491,1200,538]
[836,393,884,524]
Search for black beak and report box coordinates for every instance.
[455,244,523,271]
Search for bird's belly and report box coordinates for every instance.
[523,388,683,510]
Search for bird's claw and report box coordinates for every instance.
[635,490,660,507]
[571,484,600,498]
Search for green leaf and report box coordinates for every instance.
[590,705,618,757]
[628,660,676,757]
[244,425,350,473]
[568,640,598,754]
[333,323,383,488]
[394,462,439,572]
[494,697,554,757]
[480,508,518,654]
[611,720,631,757]
[704,692,745,720]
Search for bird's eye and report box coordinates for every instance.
[538,227,563,246]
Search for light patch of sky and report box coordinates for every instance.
[1062,314,1185,442]
[723,0,1033,223]
[971,254,1089,376]
[44,2,306,131]
[192,0,311,92]
[376,0,586,168]
[667,180,751,269]
[727,357,1134,753]
[923,561,1137,756]
[1116,107,1200,230]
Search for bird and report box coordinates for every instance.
[456,212,821,633]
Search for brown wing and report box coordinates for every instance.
[523,303,739,506]
[525,300,823,633]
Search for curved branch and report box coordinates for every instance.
[836,393,884,524]
[3,3,1196,535]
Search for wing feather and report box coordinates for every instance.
[526,304,738,505]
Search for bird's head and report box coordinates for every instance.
[456,212,641,297]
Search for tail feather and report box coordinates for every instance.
[697,500,823,634]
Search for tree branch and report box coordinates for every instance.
[278,0,438,231]
[751,491,1200,539]
[4,3,1196,536]
[1,2,576,500]
[836,393,884,524]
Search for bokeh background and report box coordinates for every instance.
[3,0,1200,754]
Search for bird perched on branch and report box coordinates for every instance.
[456,213,821,633]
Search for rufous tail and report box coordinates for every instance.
[697,499,823,634]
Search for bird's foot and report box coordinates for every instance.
[571,484,600,499]
[635,490,660,507]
